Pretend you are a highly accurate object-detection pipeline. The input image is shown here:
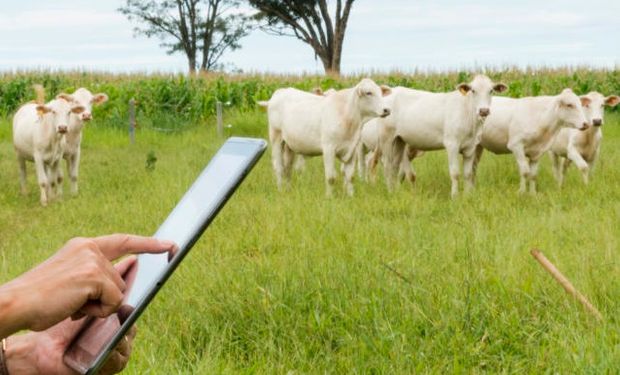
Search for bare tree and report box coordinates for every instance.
[248,0,355,75]
[119,0,252,74]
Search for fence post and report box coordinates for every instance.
[129,98,136,144]
[216,101,223,137]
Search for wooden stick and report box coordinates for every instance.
[530,249,603,321]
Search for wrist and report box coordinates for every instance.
[0,285,31,338]
[4,335,39,375]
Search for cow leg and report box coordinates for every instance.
[528,159,540,194]
[508,142,529,194]
[293,156,305,172]
[588,147,600,177]
[445,142,461,198]
[472,144,484,186]
[462,147,476,193]
[403,147,418,186]
[398,146,414,187]
[17,156,28,195]
[282,144,295,189]
[33,154,49,206]
[269,127,285,190]
[567,145,589,185]
[342,159,356,197]
[355,142,365,181]
[68,152,80,196]
[387,136,406,192]
[52,160,63,199]
[323,146,337,197]
[550,152,563,187]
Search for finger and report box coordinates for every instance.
[114,255,137,277]
[126,324,137,340]
[92,234,177,260]
[80,278,124,318]
[115,328,136,358]
[98,350,125,375]
[117,304,135,324]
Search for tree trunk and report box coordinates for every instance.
[188,56,197,75]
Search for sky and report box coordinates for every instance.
[0,0,618,74]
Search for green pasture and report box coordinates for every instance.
[1,75,620,373]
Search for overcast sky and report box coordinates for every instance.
[0,0,618,74]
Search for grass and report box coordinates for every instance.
[1,108,620,373]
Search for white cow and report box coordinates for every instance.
[260,78,391,196]
[475,88,589,193]
[358,119,423,183]
[58,88,108,196]
[550,92,619,185]
[13,87,85,206]
[384,75,507,197]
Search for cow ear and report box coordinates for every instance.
[580,96,592,107]
[71,105,85,114]
[36,104,51,116]
[92,93,109,105]
[356,86,366,97]
[604,95,620,107]
[57,93,74,102]
[311,87,324,96]
[493,83,508,93]
[380,85,392,97]
[457,83,471,96]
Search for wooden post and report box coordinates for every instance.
[530,249,603,321]
[216,101,223,137]
[129,98,136,144]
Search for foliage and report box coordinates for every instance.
[0,67,618,129]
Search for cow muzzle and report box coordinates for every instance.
[82,113,93,121]
[380,108,391,118]
[478,108,490,117]
[578,122,589,131]
[592,118,602,126]
[58,125,68,134]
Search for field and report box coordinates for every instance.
[1,70,620,373]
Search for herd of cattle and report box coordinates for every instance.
[8,75,619,207]
[259,74,619,197]
[11,85,108,206]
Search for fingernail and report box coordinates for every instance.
[160,240,176,248]
[118,304,135,324]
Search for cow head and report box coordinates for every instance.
[71,88,109,122]
[37,94,85,135]
[556,88,589,131]
[355,78,392,119]
[456,74,508,120]
[580,91,619,127]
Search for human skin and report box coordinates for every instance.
[0,234,177,374]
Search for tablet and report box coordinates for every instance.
[64,137,267,374]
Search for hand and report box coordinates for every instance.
[0,234,176,337]
[5,318,137,375]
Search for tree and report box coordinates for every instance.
[119,0,252,74]
[248,0,355,75]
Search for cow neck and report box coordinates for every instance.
[39,113,60,141]
[538,97,564,136]
[66,118,85,144]
[460,92,480,130]
[343,88,363,131]
[580,124,600,144]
